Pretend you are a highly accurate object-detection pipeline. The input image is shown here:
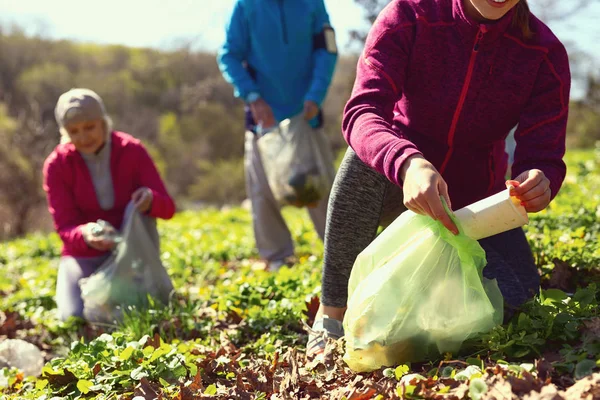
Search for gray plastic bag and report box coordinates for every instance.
[257,115,336,207]
[0,339,44,377]
[79,209,174,324]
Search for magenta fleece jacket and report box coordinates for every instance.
[343,0,570,210]
[43,131,175,258]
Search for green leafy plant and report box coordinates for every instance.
[2,150,600,399]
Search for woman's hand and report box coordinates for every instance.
[400,154,458,235]
[82,222,117,251]
[506,169,551,212]
[132,187,153,213]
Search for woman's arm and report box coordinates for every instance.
[342,2,457,233]
[135,144,176,220]
[342,2,422,187]
[511,41,571,210]
[43,154,89,254]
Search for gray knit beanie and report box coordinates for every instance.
[55,88,107,128]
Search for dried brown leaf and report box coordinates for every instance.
[446,382,470,400]
[178,383,198,400]
[145,332,161,350]
[280,354,302,398]
[303,296,320,327]
[548,259,573,291]
[270,350,280,375]
[483,375,515,400]
[226,310,243,324]
[0,311,21,337]
[189,369,204,391]
[236,371,252,392]
[305,336,343,373]
[508,371,545,396]
[43,367,78,387]
[219,330,237,355]
[563,372,600,399]
[522,385,564,400]
[348,387,378,399]
[241,366,271,393]
[536,359,554,383]
[134,377,162,399]
[582,318,600,341]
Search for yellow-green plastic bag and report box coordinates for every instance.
[343,204,503,372]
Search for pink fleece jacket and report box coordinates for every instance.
[343,0,570,210]
[43,131,175,257]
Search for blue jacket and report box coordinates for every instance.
[217,0,338,123]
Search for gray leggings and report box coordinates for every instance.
[321,148,540,312]
[55,202,159,321]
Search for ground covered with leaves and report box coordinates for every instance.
[2,149,600,399]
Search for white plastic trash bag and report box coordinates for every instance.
[0,339,44,377]
[257,115,335,207]
[79,210,174,324]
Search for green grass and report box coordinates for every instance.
[1,148,600,398]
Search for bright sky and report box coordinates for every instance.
[0,0,598,53]
[0,0,366,52]
[0,0,598,94]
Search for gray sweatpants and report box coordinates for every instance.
[321,148,540,311]
[244,131,328,261]
[55,202,159,321]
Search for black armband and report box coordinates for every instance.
[313,25,337,55]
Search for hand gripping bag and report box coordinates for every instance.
[79,210,174,324]
[343,203,503,372]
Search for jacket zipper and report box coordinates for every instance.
[278,0,288,44]
[439,27,485,174]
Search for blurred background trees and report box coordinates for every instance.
[0,0,598,239]
[0,25,356,239]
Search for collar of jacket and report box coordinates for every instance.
[452,0,516,46]
[64,131,117,162]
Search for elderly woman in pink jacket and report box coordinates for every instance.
[43,88,175,320]
[307,0,570,356]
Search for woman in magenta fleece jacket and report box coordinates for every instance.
[43,88,175,320]
[307,0,570,355]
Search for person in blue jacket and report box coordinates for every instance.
[217,0,338,271]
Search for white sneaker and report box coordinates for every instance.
[306,316,345,358]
